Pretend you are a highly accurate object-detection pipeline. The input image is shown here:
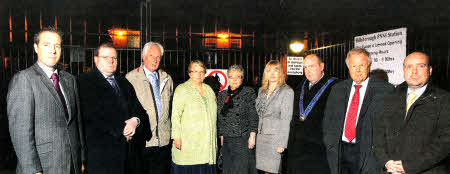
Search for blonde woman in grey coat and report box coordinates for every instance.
[255,60,294,174]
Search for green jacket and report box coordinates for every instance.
[171,80,217,165]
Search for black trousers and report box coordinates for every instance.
[142,145,171,174]
[340,141,360,174]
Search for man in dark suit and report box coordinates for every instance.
[373,52,450,174]
[287,54,338,174]
[7,26,85,174]
[78,43,150,174]
[323,48,394,174]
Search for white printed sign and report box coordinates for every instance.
[206,69,228,91]
[287,56,303,75]
[354,28,407,85]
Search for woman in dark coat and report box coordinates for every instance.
[217,65,259,174]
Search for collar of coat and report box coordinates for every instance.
[136,66,170,92]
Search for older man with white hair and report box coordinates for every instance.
[126,41,174,174]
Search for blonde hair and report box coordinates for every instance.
[261,60,286,92]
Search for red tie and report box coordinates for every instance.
[52,73,68,118]
[344,85,362,142]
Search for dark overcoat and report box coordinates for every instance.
[374,82,450,174]
[79,68,150,174]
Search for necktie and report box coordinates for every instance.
[344,85,362,142]
[107,77,120,95]
[149,72,162,120]
[51,73,68,119]
[309,82,314,90]
[406,92,417,112]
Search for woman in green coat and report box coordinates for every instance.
[171,60,218,174]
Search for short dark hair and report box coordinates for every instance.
[305,54,324,63]
[94,42,115,56]
[34,26,63,44]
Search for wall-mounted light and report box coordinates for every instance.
[108,28,140,48]
[217,33,229,39]
[290,42,304,53]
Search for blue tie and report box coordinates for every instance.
[107,77,120,95]
[149,72,162,120]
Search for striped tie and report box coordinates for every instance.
[107,77,119,95]
[406,92,417,112]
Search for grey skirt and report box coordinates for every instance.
[255,134,282,173]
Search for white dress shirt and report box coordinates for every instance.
[341,77,370,143]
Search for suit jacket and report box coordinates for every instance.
[287,75,338,174]
[126,66,173,147]
[323,76,393,174]
[78,68,150,174]
[255,84,294,148]
[7,63,85,174]
[373,82,450,174]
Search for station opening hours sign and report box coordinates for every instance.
[354,28,407,85]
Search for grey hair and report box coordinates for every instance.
[142,41,164,58]
[227,64,244,80]
[345,47,372,67]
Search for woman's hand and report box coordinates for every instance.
[174,138,182,150]
[277,147,285,153]
[248,132,256,149]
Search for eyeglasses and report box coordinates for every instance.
[99,56,118,60]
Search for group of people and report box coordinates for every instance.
[6,26,450,174]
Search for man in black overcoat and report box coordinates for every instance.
[373,52,450,174]
[79,43,151,174]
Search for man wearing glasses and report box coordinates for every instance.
[78,43,150,174]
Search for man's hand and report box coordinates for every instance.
[174,138,182,150]
[248,132,256,149]
[82,163,85,173]
[220,136,224,146]
[385,160,405,174]
[123,117,139,141]
[277,147,285,153]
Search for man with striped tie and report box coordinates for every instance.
[374,52,450,174]
[78,43,151,174]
